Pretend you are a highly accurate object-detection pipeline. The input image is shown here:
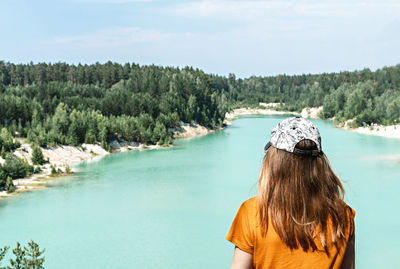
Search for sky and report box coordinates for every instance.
[0,0,399,77]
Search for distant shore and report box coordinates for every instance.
[0,122,215,199]
[226,103,400,140]
[338,121,400,139]
[224,103,299,125]
[224,103,323,124]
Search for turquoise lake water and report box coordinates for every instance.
[1,115,400,268]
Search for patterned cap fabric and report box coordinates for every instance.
[268,117,321,154]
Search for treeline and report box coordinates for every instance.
[322,80,400,125]
[230,65,400,125]
[0,61,229,149]
[1,61,400,155]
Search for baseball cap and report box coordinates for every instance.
[264,117,322,157]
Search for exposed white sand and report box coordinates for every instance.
[109,140,174,152]
[172,121,215,139]
[224,105,299,125]
[43,144,109,167]
[259,102,285,108]
[12,143,109,169]
[340,122,400,139]
[301,106,323,119]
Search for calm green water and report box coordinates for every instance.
[1,115,400,268]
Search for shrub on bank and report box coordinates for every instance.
[0,155,33,189]
[5,176,16,193]
[32,146,47,165]
[0,128,21,158]
[50,165,58,176]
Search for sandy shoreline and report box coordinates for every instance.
[226,104,400,140]
[339,122,400,139]
[224,104,322,124]
[224,107,298,125]
[0,121,214,199]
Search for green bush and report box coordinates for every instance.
[0,128,21,154]
[50,165,58,176]
[32,146,46,165]
[5,176,16,193]
[0,155,32,185]
[65,165,72,174]
[347,120,359,128]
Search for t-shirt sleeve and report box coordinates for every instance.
[226,201,254,254]
[349,207,356,238]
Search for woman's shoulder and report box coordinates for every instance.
[343,202,356,217]
[240,196,258,214]
[242,196,257,206]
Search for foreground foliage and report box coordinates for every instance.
[0,240,45,269]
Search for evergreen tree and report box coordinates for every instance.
[50,165,58,176]
[0,128,20,154]
[0,169,7,188]
[9,242,25,269]
[0,246,9,269]
[31,146,46,165]
[23,240,45,269]
[5,176,16,193]
[65,165,71,174]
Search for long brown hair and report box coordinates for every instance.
[257,139,351,256]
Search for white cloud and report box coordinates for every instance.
[167,0,400,45]
[53,27,171,47]
[170,0,400,21]
[39,1,400,77]
[162,0,400,76]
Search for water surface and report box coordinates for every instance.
[1,115,399,268]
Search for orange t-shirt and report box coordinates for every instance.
[226,197,355,269]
